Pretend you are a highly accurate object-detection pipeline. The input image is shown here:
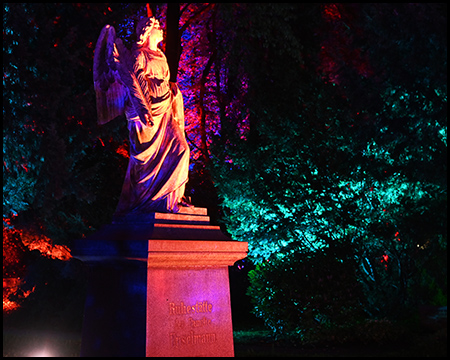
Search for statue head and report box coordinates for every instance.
[136,17,163,47]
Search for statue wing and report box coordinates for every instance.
[93,25,153,126]
[93,25,127,125]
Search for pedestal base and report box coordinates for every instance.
[72,207,247,357]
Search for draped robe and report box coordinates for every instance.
[114,48,189,215]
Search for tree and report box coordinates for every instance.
[209,3,446,321]
[165,3,181,82]
[314,3,447,317]
[3,3,136,241]
[3,4,44,220]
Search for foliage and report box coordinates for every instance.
[247,248,365,340]
[3,223,28,279]
[3,128,42,219]
[210,3,447,323]
[3,4,44,219]
[3,3,137,243]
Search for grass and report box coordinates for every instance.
[233,326,447,357]
[4,326,445,357]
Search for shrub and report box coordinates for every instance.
[247,248,365,341]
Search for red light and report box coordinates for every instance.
[381,254,389,270]
[115,143,129,158]
[3,224,71,313]
[323,4,341,21]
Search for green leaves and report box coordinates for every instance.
[211,4,446,323]
[247,249,364,339]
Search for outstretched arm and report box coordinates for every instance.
[114,40,153,126]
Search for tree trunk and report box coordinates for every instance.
[198,50,216,165]
[165,3,181,82]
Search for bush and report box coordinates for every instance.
[247,248,365,341]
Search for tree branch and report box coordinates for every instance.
[179,3,215,35]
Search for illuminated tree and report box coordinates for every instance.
[209,3,446,323]
[316,3,447,317]
[3,4,44,219]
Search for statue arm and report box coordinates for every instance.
[115,44,153,126]
[170,82,185,131]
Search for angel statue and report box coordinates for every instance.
[93,17,190,215]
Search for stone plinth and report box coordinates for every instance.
[72,207,247,357]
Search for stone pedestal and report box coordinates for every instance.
[72,207,247,357]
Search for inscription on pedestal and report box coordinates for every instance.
[169,301,213,315]
[168,301,217,348]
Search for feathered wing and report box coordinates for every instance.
[93,25,152,126]
[93,25,127,125]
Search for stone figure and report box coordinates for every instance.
[93,17,190,214]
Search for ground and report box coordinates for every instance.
[3,259,447,357]
[3,305,446,357]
